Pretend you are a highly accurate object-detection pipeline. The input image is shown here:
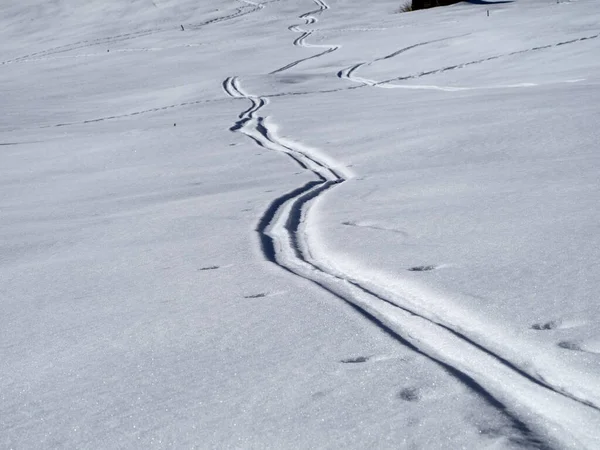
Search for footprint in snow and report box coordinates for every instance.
[558,339,600,354]
[531,321,559,330]
[244,293,267,299]
[341,356,370,364]
[312,391,328,399]
[532,318,589,331]
[558,340,582,351]
[397,387,421,402]
[408,265,436,272]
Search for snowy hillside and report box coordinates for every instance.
[2,0,600,448]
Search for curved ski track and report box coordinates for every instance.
[336,30,600,419]
[338,31,600,89]
[223,74,600,448]
[223,2,600,448]
[270,0,339,75]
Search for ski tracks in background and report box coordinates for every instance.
[338,31,599,90]
[270,0,339,74]
[1,0,272,66]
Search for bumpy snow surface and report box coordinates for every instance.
[2,0,600,448]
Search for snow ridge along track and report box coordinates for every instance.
[223,74,600,448]
[270,0,339,74]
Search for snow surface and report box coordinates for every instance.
[2,0,600,448]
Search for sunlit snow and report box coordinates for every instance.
[2,0,600,448]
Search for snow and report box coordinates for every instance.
[2,0,600,448]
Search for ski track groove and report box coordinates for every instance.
[269,0,338,75]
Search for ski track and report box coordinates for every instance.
[334,30,600,416]
[222,4,600,448]
[0,44,211,66]
[338,31,600,90]
[11,0,595,445]
[1,0,272,66]
[269,0,339,75]
[31,98,222,130]
[187,0,268,31]
[223,70,600,447]
[1,30,160,66]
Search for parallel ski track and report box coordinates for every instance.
[223,73,600,448]
[336,32,600,416]
[223,1,600,448]
[270,0,339,74]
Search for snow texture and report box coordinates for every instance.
[2,0,600,448]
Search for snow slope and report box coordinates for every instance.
[2,0,600,448]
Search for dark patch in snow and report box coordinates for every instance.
[558,341,582,351]
[341,356,370,364]
[408,265,436,272]
[531,321,558,331]
[244,293,267,299]
[199,266,220,271]
[397,387,421,402]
